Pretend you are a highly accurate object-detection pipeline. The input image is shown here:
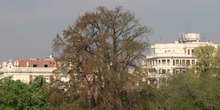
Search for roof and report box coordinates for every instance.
[16,59,56,67]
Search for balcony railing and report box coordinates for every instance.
[146,53,195,59]
[0,67,56,73]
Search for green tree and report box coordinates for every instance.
[53,6,151,109]
[163,71,220,109]
[193,45,216,77]
[29,76,48,110]
[0,77,31,110]
[0,76,48,110]
[163,46,220,109]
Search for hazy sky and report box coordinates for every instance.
[0,0,220,62]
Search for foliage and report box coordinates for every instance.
[163,71,220,109]
[49,6,220,110]
[52,6,151,109]
[162,46,220,109]
[0,76,48,110]
[193,45,216,76]
[29,76,48,110]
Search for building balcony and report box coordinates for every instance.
[0,67,56,73]
[147,64,189,69]
[146,53,195,59]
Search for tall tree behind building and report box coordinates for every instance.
[52,6,151,109]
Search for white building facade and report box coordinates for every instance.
[0,57,56,84]
[146,33,220,84]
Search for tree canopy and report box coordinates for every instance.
[1,6,219,110]
[0,76,48,110]
[52,6,151,109]
[162,45,220,109]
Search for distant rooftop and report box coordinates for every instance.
[177,33,200,43]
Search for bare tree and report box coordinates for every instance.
[52,6,151,109]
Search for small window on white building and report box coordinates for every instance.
[32,64,38,67]
[182,60,185,64]
[175,69,180,74]
[186,60,190,66]
[192,60,195,65]
[43,64,48,68]
[192,49,194,54]
[162,69,166,74]
[162,60,166,66]
[167,59,170,65]
[176,60,179,65]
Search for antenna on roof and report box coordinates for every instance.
[187,22,190,33]
[201,33,205,42]
[187,25,189,33]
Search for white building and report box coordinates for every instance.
[146,33,220,84]
[0,56,57,84]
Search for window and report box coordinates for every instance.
[162,60,166,66]
[182,60,185,64]
[173,60,175,66]
[176,60,179,65]
[192,60,195,65]
[167,59,170,65]
[175,69,180,74]
[43,64,48,68]
[192,49,194,54]
[162,69,166,74]
[32,64,38,67]
[188,49,190,55]
[186,60,190,66]
[182,70,186,73]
